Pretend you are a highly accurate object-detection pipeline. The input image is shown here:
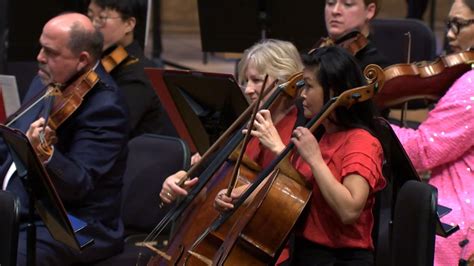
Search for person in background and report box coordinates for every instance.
[87,0,176,138]
[392,0,474,264]
[324,0,389,69]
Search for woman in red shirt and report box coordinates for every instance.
[291,46,386,265]
[215,46,386,265]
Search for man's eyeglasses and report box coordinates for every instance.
[446,18,474,35]
[87,11,122,27]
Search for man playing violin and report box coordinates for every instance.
[392,0,474,265]
[0,13,129,265]
[87,0,175,138]
[324,0,389,69]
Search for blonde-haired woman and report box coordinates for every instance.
[160,39,304,204]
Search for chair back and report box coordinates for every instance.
[0,190,20,266]
[391,180,437,266]
[121,134,190,234]
[371,18,437,65]
[371,117,422,266]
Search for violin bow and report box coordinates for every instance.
[225,74,269,197]
[401,31,412,127]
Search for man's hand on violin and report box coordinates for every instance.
[159,170,198,204]
[242,110,285,155]
[26,117,57,162]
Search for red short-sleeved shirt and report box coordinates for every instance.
[245,106,298,168]
[292,128,386,250]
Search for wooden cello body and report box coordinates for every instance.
[210,168,311,266]
[146,73,303,266]
[203,64,384,266]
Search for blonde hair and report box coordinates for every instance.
[237,39,303,86]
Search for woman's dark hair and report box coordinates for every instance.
[302,46,379,134]
[90,0,147,42]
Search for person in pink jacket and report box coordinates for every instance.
[392,1,474,264]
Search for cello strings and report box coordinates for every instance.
[138,78,298,263]
[143,79,287,243]
[188,69,382,260]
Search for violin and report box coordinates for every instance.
[101,45,136,73]
[374,50,474,109]
[44,69,99,130]
[315,31,369,56]
[6,69,99,158]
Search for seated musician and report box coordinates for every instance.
[324,0,389,69]
[159,39,304,204]
[0,13,129,265]
[87,0,174,138]
[391,0,474,264]
[215,46,386,265]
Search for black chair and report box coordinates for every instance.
[371,117,423,266]
[371,18,437,65]
[391,180,437,266]
[0,190,21,266]
[95,134,190,265]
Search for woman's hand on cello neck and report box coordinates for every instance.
[242,109,285,155]
[213,184,250,212]
[159,170,199,204]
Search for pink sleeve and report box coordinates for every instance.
[391,70,474,171]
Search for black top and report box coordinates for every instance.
[104,45,167,138]
[355,37,390,70]
[125,40,156,68]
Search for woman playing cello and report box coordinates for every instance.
[215,46,386,265]
[159,39,304,204]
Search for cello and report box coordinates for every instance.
[182,64,385,265]
[144,72,303,265]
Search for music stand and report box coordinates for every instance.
[0,125,93,266]
[145,68,248,155]
[197,0,327,53]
